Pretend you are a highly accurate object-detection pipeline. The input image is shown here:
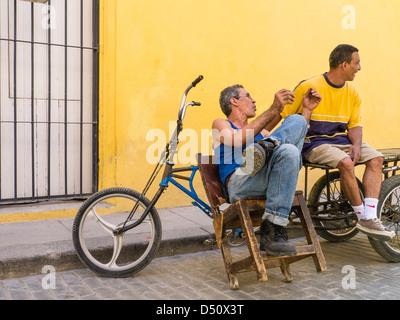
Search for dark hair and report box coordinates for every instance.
[329,44,359,69]
[219,84,243,117]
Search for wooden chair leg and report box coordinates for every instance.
[295,193,327,272]
[212,215,240,289]
[238,201,268,282]
[212,216,224,248]
[280,259,293,283]
[220,240,239,290]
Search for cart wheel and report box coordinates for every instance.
[369,175,400,262]
[308,171,363,242]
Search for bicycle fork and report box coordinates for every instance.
[113,186,166,236]
[113,162,175,236]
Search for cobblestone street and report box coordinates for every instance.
[1,234,400,301]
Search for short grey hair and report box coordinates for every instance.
[219,84,243,117]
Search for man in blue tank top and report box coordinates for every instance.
[212,85,321,256]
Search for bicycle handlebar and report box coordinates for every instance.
[192,75,204,87]
[178,75,204,121]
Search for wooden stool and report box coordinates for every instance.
[196,154,327,290]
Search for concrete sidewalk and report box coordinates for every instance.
[0,203,219,280]
[0,201,306,280]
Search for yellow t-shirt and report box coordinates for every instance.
[281,73,362,156]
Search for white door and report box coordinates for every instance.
[0,0,98,203]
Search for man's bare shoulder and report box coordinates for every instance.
[212,118,231,130]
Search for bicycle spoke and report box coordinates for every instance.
[90,207,117,235]
[108,234,124,268]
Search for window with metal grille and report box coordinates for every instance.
[0,0,99,203]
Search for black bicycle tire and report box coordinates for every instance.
[308,171,362,242]
[72,187,162,277]
[368,175,400,262]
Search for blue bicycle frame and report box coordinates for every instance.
[160,165,243,240]
[160,164,244,240]
[160,165,212,218]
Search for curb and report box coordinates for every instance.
[0,227,304,280]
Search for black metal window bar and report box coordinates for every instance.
[0,0,99,204]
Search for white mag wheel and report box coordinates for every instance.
[72,187,162,277]
[369,175,400,262]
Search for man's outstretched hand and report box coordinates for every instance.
[302,88,322,123]
[303,88,322,112]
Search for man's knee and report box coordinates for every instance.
[366,156,384,168]
[286,114,307,128]
[276,144,301,162]
[337,156,355,172]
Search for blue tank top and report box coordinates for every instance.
[214,120,264,185]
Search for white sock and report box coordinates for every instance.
[352,204,365,220]
[364,198,378,220]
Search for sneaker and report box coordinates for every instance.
[259,220,297,256]
[356,218,395,241]
[240,143,266,177]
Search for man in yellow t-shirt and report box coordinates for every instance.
[268,44,394,241]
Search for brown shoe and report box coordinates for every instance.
[356,218,395,241]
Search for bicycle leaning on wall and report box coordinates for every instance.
[72,76,217,277]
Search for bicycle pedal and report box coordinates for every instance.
[204,238,217,245]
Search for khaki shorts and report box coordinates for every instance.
[305,142,384,168]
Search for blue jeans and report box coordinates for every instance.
[227,114,308,226]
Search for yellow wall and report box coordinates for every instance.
[98,0,400,209]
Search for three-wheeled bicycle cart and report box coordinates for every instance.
[304,148,400,262]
